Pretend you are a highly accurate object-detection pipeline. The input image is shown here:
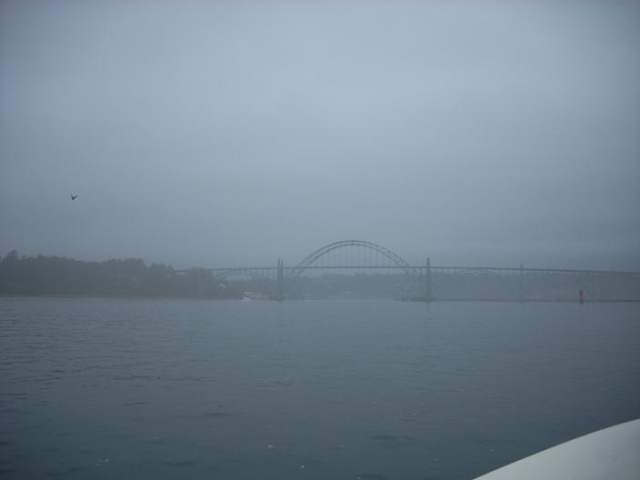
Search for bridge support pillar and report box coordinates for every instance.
[195,269,209,298]
[275,258,285,301]
[425,257,432,303]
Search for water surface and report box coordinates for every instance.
[1,298,639,479]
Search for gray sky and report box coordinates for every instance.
[1,1,639,270]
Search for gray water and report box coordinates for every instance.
[1,298,639,480]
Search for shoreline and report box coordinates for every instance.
[1,294,638,303]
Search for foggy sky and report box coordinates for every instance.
[1,2,639,270]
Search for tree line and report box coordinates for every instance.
[0,251,241,298]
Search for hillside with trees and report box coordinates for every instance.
[0,251,241,299]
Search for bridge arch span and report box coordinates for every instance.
[287,240,419,280]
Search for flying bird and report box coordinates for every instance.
[71,194,78,200]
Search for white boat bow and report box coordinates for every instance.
[475,419,640,480]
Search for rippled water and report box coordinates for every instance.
[1,298,639,479]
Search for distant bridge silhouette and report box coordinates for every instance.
[178,239,640,302]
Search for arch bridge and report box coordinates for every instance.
[179,240,640,302]
[197,240,430,300]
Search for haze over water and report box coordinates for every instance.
[2,4,639,477]
[2,298,639,479]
